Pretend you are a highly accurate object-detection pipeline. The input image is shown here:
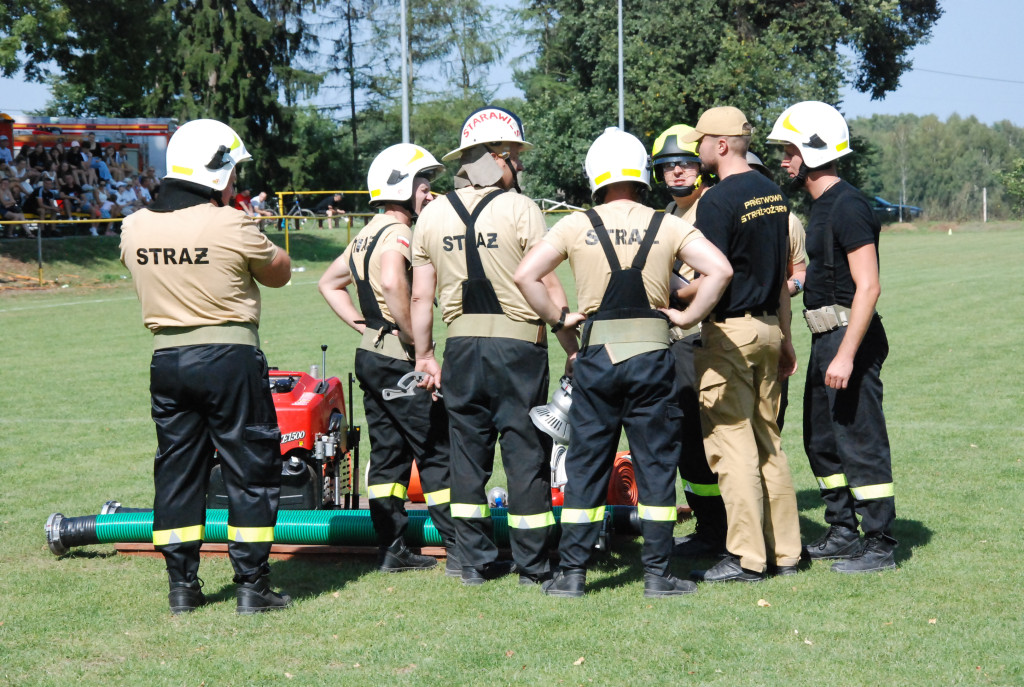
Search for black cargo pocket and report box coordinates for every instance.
[244,423,282,484]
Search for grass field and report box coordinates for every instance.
[1,220,1022,686]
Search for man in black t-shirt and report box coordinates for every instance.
[314,193,346,229]
[25,176,62,223]
[769,101,896,574]
[676,107,802,584]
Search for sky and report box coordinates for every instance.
[2,0,1022,127]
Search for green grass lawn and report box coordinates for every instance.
[1,221,1022,686]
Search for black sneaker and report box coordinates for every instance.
[643,572,697,597]
[236,576,292,614]
[691,555,764,583]
[540,570,586,598]
[831,536,896,574]
[168,579,206,615]
[804,525,862,560]
[461,560,517,586]
[378,538,437,573]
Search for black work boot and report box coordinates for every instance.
[379,538,437,573]
[168,579,206,615]
[804,525,862,560]
[461,560,517,586]
[236,575,292,614]
[541,569,586,598]
[443,539,461,578]
[643,572,697,598]
[518,570,553,585]
[672,494,727,558]
[831,536,897,574]
[691,555,764,583]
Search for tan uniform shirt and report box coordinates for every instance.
[788,212,807,274]
[544,200,703,315]
[338,213,411,325]
[411,186,546,325]
[667,198,701,281]
[119,204,278,331]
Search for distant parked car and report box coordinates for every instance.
[872,196,922,223]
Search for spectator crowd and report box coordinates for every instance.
[0,133,158,238]
[1,131,349,240]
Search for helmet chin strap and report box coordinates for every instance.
[669,184,696,198]
[504,155,522,194]
[788,162,810,191]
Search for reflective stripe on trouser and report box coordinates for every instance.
[696,317,802,572]
[227,525,275,542]
[507,511,556,529]
[153,524,205,546]
[150,344,281,581]
[671,334,727,525]
[424,488,450,506]
[367,483,408,499]
[442,338,553,575]
[357,349,456,546]
[559,346,681,576]
[816,473,848,490]
[803,316,895,539]
[683,481,721,497]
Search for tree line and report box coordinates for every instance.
[15,1,1022,221]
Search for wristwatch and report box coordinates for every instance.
[550,307,570,333]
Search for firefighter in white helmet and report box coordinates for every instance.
[119,119,293,614]
[515,127,733,598]
[651,124,728,559]
[410,106,569,586]
[318,143,460,574]
[768,101,897,573]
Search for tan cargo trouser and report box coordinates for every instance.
[694,314,802,572]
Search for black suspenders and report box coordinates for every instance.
[446,190,506,315]
[348,222,400,330]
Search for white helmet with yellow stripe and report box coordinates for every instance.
[584,127,651,202]
[367,143,445,208]
[768,101,852,169]
[163,119,251,191]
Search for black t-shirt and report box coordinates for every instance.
[695,170,789,315]
[803,180,880,309]
[314,196,342,213]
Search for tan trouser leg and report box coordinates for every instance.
[696,316,801,572]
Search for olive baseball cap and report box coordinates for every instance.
[679,107,753,143]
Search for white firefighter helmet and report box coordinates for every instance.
[442,106,533,162]
[584,127,651,201]
[367,143,445,207]
[767,101,852,169]
[164,119,251,191]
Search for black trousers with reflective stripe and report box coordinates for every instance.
[150,344,281,582]
[560,346,681,576]
[356,349,455,547]
[670,334,720,494]
[803,315,895,539]
[441,337,553,575]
